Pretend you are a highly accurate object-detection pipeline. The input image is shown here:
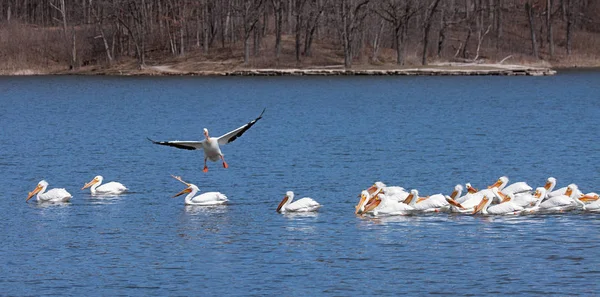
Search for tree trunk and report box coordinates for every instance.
[272,0,283,58]
[526,2,539,59]
[566,0,573,55]
[547,0,554,57]
[421,0,441,65]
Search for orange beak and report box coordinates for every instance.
[366,185,378,195]
[26,185,42,202]
[497,191,509,203]
[467,185,478,194]
[362,197,381,214]
[82,178,99,190]
[276,196,289,212]
[579,194,599,202]
[565,187,573,197]
[416,196,428,203]
[473,196,489,214]
[403,193,414,205]
[355,194,367,214]
[488,179,502,189]
[450,190,459,199]
[544,181,552,190]
[173,187,191,198]
[446,197,465,209]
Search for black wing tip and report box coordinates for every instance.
[147,137,159,144]
[258,108,266,119]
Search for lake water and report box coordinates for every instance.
[0,72,599,295]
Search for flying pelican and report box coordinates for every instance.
[276,191,321,213]
[26,180,72,203]
[171,175,228,206]
[82,175,127,195]
[149,108,265,172]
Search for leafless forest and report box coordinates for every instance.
[1,0,599,73]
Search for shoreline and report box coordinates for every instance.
[0,64,562,76]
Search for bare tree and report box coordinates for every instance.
[49,0,77,69]
[546,0,554,57]
[239,0,265,65]
[271,0,283,58]
[525,1,539,59]
[337,0,370,68]
[421,0,441,65]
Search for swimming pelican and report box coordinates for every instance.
[404,189,449,212]
[455,183,478,204]
[362,191,414,216]
[171,175,228,206]
[533,184,585,213]
[472,193,524,215]
[548,183,583,199]
[26,180,72,203]
[581,193,600,212]
[366,181,410,202]
[488,176,532,195]
[449,187,497,213]
[82,175,127,195]
[276,191,321,213]
[149,108,265,172]
[519,187,548,214]
[356,190,374,214]
[544,177,557,194]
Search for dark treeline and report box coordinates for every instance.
[1,0,599,71]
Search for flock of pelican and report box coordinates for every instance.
[26,109,322,212]
[356,176,600,216]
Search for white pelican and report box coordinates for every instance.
[488,176,532,195]
[532,184,585,213]
[548,184,583,199]
[581,193,600,212]
[356,190,373,214]
[149,108,265,172]
[519,187,548,214]
[449,187,497,213]
[171,175,228,206]
[544,177,557,193]
[361,191,414,216]
[404,189,449,212]
[276,191,321,213]
[473,193,524,215]
[366,181,410,202]
[455,183,478,203]
[26,180,72,203]
[511,187,549,208]
[82,175,127,195]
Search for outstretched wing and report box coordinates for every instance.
[217,108,265,145]
[147,138,205,151]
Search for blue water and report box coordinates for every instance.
[0,72,599,295]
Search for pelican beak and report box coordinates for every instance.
[26,185,42,202]
[416,196,428,203]
[534,190,542,199]
[565,187,573,197]
[362,197,381,214]
[403,193,414,205]
[498,191,509,203]
[450,190,459,199]
[544,181,552,190]
[355,194,367,214]
[580,194,600,202]
[467,185,478,194]
[366,185,377,195]
[82,177,99,190]
[473,197,489,214]
[446,197,465,209]
[276,196,289,213]
[488,179,502,189]
[173,187,191,198]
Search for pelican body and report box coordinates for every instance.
[171,175,227,205]
[149,109,265,172]
[27,180,72,203]
[82,175,127,195]
[277,191,321,213]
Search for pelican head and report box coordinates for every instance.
[203,128,209,139]
[82,175,103,190]
[362,195,382,214]
[565,184,578,197]
[533,187,547,199]
[403,189,419,205]
[544,177,557,191]
[356,190,370,214]
[277,191,294,213]
[174,184,199,198]
[488,176,508,190]
[366,181,385,195]
[466,183,478,194]
[490,186,508,203]
[580,193,600,202]
[450,184,463,199]
[473,196,490,214]
[27,180,48,202]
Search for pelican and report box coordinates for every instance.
[544,177,557,193]
[519,187,548,214]
[449,187,497,213]
[581,193,600,212]
[171,175,228,206]
[276,191,321,213]
[404,189,449,212]
[149,108,265,172]
[532,184,585,213]
[455,183,478,203]
[361,191,414,216]
[472,193,524,215]
[82,175,127,195]
[366,181,410,202]
[548,183,583,199]
[26,180,72,203]
[488,176,532,195]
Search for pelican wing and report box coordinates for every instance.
[40,188,72,202]
[147,138,205,151]
[488,202,523,215]
[287,198,321,212]
[217,108,265,145]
